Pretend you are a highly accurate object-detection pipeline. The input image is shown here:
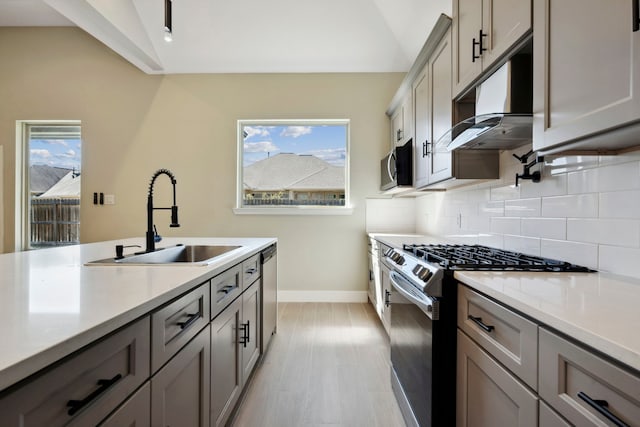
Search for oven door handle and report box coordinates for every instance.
[389,271,438,320]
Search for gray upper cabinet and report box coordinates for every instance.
[452,0,531,98]
[532,0,640,154]
[390,93,414,148]
[414,27,453,187]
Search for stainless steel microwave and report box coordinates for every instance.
[380,140,413,191]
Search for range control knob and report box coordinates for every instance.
[412,265,432,282]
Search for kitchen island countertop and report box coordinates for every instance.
[0,236,276,392]
[370,233,640,374]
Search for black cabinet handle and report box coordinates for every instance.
[472,37,480,62]
[245,267,257,275]
[246,320,250,344]
[385,290,391,307]
[217,285,234,294]
[634,0,639,32]
[177,312,200,330]
[468,315,495,332]
[478,29,487,54]
[396,129,403,142]
[67,374,122,416]
[239,322,249,347]
[578,391,630,427]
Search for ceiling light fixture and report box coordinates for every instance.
[163,0,173,42]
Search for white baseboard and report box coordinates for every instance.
[278,290,368,303]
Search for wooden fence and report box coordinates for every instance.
[30,197,80,247]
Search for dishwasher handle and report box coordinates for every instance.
[389,270,438,320]
[261,244,277,263]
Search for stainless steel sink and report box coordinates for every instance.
[87,244,242,266]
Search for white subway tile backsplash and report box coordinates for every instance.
[540,239,598,270]
[478,233,504,249]
[505,198,541,217]
[504,235,540,256]
[520,173,567,198]
[569,162,640,194]
[521,218,566,240]
[490,184,521,201]
[599,190,640,219]
[491,217,521,235]
[414,150,640,278]
[567,219,640,247]
[542,194,598,218]
[479,200,504,217]
[599,245,640,278]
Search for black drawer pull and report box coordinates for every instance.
[239,322,249,347]
[217,285,234,294]
[67,373,122,416]
[578,391,630,427]
[177,312,200,330]
[468,315,495,332]
[245,267,257,275]
[385,290,391,308]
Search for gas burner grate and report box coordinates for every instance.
[402,244,594,272]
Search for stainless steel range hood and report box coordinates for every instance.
[440,53,533,151]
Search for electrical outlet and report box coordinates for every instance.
[104,194,115,205]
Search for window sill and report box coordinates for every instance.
[233,207,354,216]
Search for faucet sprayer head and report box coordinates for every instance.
[170,205,180,227]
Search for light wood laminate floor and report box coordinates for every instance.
[231,302,406,427]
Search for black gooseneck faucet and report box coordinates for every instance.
[146,168,180,253]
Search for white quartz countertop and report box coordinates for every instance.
[0,237,276,391]
[369,233,640,374]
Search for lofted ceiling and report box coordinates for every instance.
[0,0,451,74]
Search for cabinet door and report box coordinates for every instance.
[453,0,484,96]
[482,0,531,66]
[211,297,243,427]
[428,28,454,184]
[99,383,150,427]
[241,281,261,385]
[151,325,210,427]
[457,330,537,427]
[401,93,414,145]
[413,65,430,189]
[533,0,640,152]
[379,262,392,335]
[391,107,404,146]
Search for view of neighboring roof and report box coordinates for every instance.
[244,153,344,192]
[30,165,73,195]
[38,171,81,198]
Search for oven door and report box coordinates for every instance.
[389,270,437,427]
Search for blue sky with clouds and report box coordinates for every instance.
[30,138,82,171]
[242,124,347,167]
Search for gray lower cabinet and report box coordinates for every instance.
[539,328,640,427]
[211,296,243,427]
[241,281,261,385]
[538,401,570,427]
[151,324,211,427]
[99,383,151,427]
[457,329,538,427]
[0,317,150,427]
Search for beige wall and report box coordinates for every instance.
[0,27,403,293]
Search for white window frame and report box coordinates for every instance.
[15,120,81,251]
[234,119,352,215]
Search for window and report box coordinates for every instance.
[236,120,350,214]
[16,121,82,250]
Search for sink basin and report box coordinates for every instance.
[87,244,243,266]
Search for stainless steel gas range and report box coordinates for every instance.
[382,243,593,427]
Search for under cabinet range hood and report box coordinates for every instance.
[441,53,533,151]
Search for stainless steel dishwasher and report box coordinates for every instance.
[260,244,277,352]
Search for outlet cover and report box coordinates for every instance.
[104,194,115,205]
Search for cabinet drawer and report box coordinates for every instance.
[211,264,242,319]
[242,254,261,290]
[458,285,538,389]
[539,401,570,427]
[99,382,150,427]
[151,282,210,372]
[457,330,538,427]
[0,317,150,427]
[539,328,640,427]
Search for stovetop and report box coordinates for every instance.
[402,244,594,273]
